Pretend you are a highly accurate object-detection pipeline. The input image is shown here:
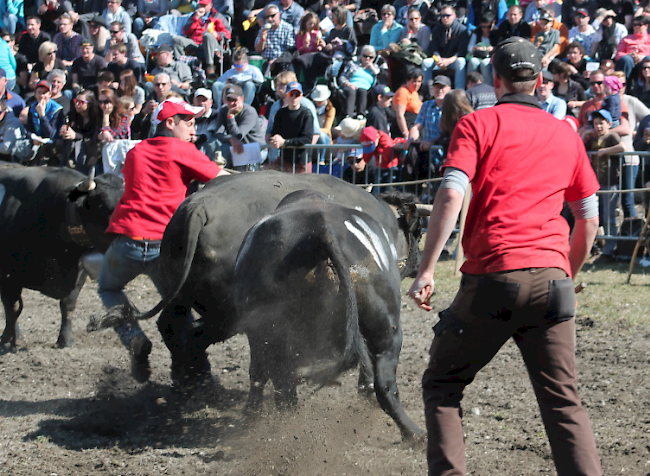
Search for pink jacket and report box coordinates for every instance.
[615,33,650,61]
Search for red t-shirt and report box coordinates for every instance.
[444,99,600,276]
[107,136,222,240]
[362,130,405,169]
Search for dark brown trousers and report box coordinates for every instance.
[422,268,602,476]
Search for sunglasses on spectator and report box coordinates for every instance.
[382,12,394,16]
[288,91,302,98]
[48,49,57,54]
[127,105,136,110]
[99,99,111,104]
[74,98,89,104]
[590,81,604,85]
[362,54,375,59]
[266,12,279,18]
[233,63,246,68]
[440,13,452,18]
[154,82,168,86]
[110,30,121,34]
[89,23,99,28]
[643,66,650,70]
[409,16,420,20]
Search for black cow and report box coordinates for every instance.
[91,172,426,394]
[0,167,123,351]
[233,190,423,440]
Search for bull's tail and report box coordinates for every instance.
[302,223,372,388]
[88,207,207,331]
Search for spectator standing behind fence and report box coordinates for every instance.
[393,68,422,139]
[465,71,497,109]
[537,69,567,119]
[310,84,335,163]
[578,69,631,135]
[254,4,296,62]
[584,109,625,258]
[409,37,602,476]
[409,75,450,149]
[103,0,133,36]
[53,13,82,68]
[339,44,379,118]
[173,0,231,79]
[214,84,266,166]
[366,83,396,136]
[212,48,263,109]
[268,82,314,173]
[369,5,403,53]
[359,125,406,186]
[19,17,51,66]
[104,21,145,64]
[60,90,101,170]
[614,69,650,219]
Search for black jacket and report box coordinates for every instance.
[429,19,470,58]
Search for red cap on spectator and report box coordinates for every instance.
[35,80,51,92]
[360,127,379,154]
[157,100,204,122]
[198,0,211,5]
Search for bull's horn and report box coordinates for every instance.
[416,204,433,216]
[77,168,96,192]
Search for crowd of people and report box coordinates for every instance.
[0,0,649,252]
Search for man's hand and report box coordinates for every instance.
[99,130,114,142]
[143,100,158,115]
[230,137,244,154]
[60,125,76,140]
[269,134,285,148]
[69,11,79,23]
[408,274,435,311]
[35,98,47,117]
[437,57,453,68]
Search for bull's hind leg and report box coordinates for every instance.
[371,328,425,441]
[358,359,375,400]
[0,283,23,352]
[56,268,88,348]
[244,333,269,413]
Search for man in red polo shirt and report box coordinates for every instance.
[409,37,602,475]
[98,99,229,382]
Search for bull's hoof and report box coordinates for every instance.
[0,341,17,355]
[401,427,427,447]
[55,336,75,349]
[129,334,152,383]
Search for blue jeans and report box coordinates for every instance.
[621,164,638,218]
[212,81,257,109]
[316,131,331,163]
[598,185,619,256]
[615,55,635,80]
[467,57,493,86]
[422,57,467,89]
[98,235,166,345]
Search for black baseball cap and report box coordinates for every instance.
[372,84,394,97]
[492,37,542,82]
[224,84,244,100]
[433,75,452,87]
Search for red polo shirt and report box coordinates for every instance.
[107,136,221,240]
[443,93,600,276]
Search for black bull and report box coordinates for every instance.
[0,167,123,351]
[91,172,426,431]
[234,190,424,440]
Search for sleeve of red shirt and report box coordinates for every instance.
[565,135,601,202]
[178,146,222,183]
[441,115,480,180]
[211,16,231,40]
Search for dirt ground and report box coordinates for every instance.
[1,274,649,476]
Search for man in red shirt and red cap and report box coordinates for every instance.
[98,99,229,383]
[358,126,406,187]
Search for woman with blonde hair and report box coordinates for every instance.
[29,41,64,90]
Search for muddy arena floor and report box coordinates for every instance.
[0,275,649,476]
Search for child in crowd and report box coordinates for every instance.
[584,109,626,257]
[602,75,623,128]
[296,12,324,55]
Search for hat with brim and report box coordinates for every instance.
[89,15,107,29]
[432,75,452,87]
[224,84,244,100]
[589,109,613,123]
[35,80,51,92]
[492,37,542,82]
[372,84,394,97]
[539,9,553,21]
[360,126,378,154]
[334,117,367,139]
[157,100,204,122]
[541,69,554,82]
[194,87,213,100]
[158,44,173,53]
[311,84,331,102]
[575,9,588,17]
[286,82,303,95]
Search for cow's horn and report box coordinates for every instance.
[416,204,433,216]
[77,168,96,192]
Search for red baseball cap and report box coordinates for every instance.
[360,126,378,154]
[35,80,51,92]
[157,100,204,122]
[198,0,211,5]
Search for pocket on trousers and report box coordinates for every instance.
[469,276,520,321]
[545,278,576,323]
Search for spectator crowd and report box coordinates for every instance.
[0,0,650,257]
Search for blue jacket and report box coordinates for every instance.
[0,39,16,80]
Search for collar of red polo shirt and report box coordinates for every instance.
[157,100,204,122]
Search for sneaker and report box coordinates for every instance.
[129,333,152,383]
